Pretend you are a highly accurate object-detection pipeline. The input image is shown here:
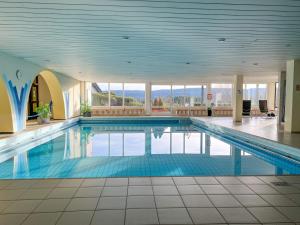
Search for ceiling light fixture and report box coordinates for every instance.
[127,61,132,64]
[122,36,130,39]
[218,38,226,42]
[286,44,291,47]
[186,62,190,65]
[253,63,258,66]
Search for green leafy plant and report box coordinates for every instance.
[36,103,51,119]
[80,102,92,115]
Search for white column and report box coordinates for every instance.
[145,82,151,115]
[267,82,276,111]
[233,75,244,122]
[277,71,286,124]
[285,60,300,132]
[206,83,212,106]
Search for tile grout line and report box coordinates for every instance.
[124,179,129,225]
[150,177,160,225]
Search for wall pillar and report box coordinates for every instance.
[145,82,151,115]
[267,82,276,111]
[233,75,244,122]
[278,71,286,124]
[285,60,300,132]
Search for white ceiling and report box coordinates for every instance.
[1,0,300,82]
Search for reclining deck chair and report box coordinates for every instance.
[242,100,251,116]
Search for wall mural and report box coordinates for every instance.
[3,74,31,131]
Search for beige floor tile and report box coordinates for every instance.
[248,184,280,194]
[101,186,127,197]
[19,188,52,200]
[234,194,270,207]
[216,177,242,184]
[105,178,128,186]
[155,195,184,208]
[128,186,153,196]
[0,189,26,200]
[208,195,242,207]
[277,206,300,222]
[237,176,265,184]
[200,185,230,194]
[91,210,125,225]
[194,177,219,185]
[80,178,105,187]
[151,177,174,186]
[0,200,14,212]
[261,194,297,206]
[158,208,193,224]
[56,211,93,225]
[0,213,28,225]
[129,177,151,186]
[153,186,178,195]
[248,207,290,223]
[57,179,83,188]
[173,177,196,185]
[74,187,102,198]
[177,185,204,195]
[66,198,98,211]
[218,207,258,223]
[22,212,61,225]
[224,184,255,194]
[47,188,77,198]
[35,198,70,212]
[3,200,41,213]
[127,196,155,209]
[126,209,158,225]
[97,197,126,210]
[182,195,213,207]
[188,207,226,224]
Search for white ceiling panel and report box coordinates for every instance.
[1,0,300,82]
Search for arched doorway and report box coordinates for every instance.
[26,70,66,124]
[0,75,15,132]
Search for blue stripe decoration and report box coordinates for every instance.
[64,91,70,119]
[3,75,30,131]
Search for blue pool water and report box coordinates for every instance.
[0,121,300,178]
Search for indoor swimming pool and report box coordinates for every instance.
[0,119,299,179]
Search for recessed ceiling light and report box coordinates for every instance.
[253,63,258,66]
[242,60,246,63]
[122,36,130,39]
[286,44,291,47]
[127,61,132,64]
[186,62,191,64]
[218,38,226,42]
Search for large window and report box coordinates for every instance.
[110,83,123,107]
[92,83,145,107]
[92,83,109,106]
[124,83,145,107]
[243,83,267,106]
[172,85,185,108]
[151,85,172,113]
[185,85,205,107]
[211,84,232,106]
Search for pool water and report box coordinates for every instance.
[0,123,300,178]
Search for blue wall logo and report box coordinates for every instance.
[3,74,31,131]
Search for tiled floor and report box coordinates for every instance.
[196,117,300,149]
[0,176,300,225]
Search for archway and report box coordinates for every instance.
[0,75,15,133]
[26,70,66,124]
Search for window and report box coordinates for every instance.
[243,84,267,106]
[172,85,185,108]
[185,85,204,107]
[110,83,123,107]
[211,84,232,106]
[151,85,172,113]
[92,83,109,106]
[124,83,145,107]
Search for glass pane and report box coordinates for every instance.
[258,84,267,100]
[124,133,145,156]
[91,134,109,156]
[172,85,185,108]
[110,83,123,107]
[185,133,201,154]
[109,133,123,156]
[151,85,172,113]
[124,83,145,107]
[185,85,203,107]
[244,84,258,106]
[92,83,109,106]
[211,84,232,106]
[171,133,184,153]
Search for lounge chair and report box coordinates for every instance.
[259,100,275,117]
[242,100,251,116]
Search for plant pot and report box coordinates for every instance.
[37,116,50,124]
[83,112,92,117]
[207,109,212,116]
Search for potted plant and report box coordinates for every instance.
[36,103,51,124]
[81,102,92,117]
